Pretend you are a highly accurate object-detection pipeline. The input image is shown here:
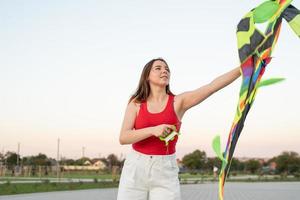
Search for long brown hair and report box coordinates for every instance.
[129,58,173,103]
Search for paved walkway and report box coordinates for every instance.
[0,182,299,200]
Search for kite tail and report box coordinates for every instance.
[283,5,300,37]
[213,2,299,200]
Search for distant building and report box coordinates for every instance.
[92,160,107,169]
[269,161,277,171]
[62,159,106,171]
[83,160,92,166]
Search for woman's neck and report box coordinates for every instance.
[148,87,168,102]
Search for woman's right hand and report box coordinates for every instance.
[151,124,176,138]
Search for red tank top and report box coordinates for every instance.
[132,94,181,155]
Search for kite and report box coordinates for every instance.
[212,1,300,200]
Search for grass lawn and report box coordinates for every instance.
[0,173,119,181]
[0,181,119,196]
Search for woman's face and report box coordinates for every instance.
[148,60,170,87]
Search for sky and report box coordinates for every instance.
[1,0,300,160]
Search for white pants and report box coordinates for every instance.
[117,149,181,200]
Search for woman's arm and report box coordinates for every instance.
[119,101,175,145]
[176,67,241,113]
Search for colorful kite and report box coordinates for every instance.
[212,1,300,199]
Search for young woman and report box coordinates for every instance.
[117,58,241,200]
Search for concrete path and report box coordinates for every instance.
[0,182,299,200]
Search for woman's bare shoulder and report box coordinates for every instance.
[128,99,141,114]
[174,93,184,104]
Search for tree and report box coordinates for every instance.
[275,151,300,174]
[33,153,50,166]
[182,150,207,172]
[22,153,51,166]
[107,154,120,170]
[205,157,221,172]
[245,159,261,174]
[0,152,4,164]
[230,158,245,172]
[60,158,76,165]
[5,151,21,169]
